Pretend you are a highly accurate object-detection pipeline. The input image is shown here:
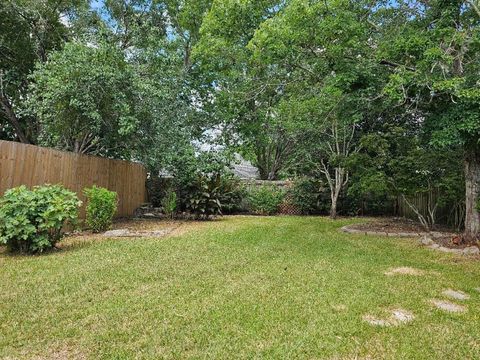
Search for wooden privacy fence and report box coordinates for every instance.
[395,192,464,229]
[0,140,147,218]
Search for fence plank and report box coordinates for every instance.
[0,140,147,218]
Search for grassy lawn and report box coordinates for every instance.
[1,216,480,359]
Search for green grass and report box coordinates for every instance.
[1,216,480,359]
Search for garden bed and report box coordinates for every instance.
[342,217,479,252]
[349,217,453,234]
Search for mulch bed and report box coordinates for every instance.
[352,217,450,234]
[349,217,478,250]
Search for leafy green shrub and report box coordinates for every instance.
[184,174,223,219]
[289,177,321,214]
[247,186,285,215]
[218,176,247,214]
[0,185,81,253]
[161,188,177,219]
[84,186,117,232]
[147,176,174,207]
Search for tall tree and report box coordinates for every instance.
[248,0,383,217]
[0,0,88,143]
[379,0,480,239]
[193,0,292,180]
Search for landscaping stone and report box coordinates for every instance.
[430,299,466,313]
[362,315,391,327]
[463,246,480,255]
[419,235,435,246]
[103,228,171,238]
[103,229,130,237]
[442,289,470,301]
[363,309,414,327]
[332,304,347,312]
[397,232,417,237]
[391,309,415,323]
[341,225,426,237]
[143,213,157,218]
[385,267,425,276]
[437,246,463,254]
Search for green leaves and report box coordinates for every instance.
[184,174,223,219]
[161,189,178,219]
[0,185,81,253]
[28,42,142,157]
[247,185,284,215]
[84,186,117,233]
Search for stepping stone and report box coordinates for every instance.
[474,288,480,293]
[430,299,466,313]
[363,308,414,327]
[103,229,130,237]
[332,304,347,311]
[391,309,415,323]
[362,315,391,327]
[442,289,470,301]
[384,267,424,276]
[103,228,170,238]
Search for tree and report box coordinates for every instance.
[28,42,144,157]
[379,0,480,239]
[349,126,464,231]
[193,0,292,179]
[0,0,88,143]
[248,0,382,217]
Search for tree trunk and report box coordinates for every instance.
[0,95,30,144]
[330,197,338,219]
[464,148,480,240]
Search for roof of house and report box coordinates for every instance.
[232,159,259,180]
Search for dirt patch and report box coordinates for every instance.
[430,299,466,313]
[431,235,477,249]
[384,267,425,276]
[61,219,187,248]
[442,289,470,301]
[363,308,415,327]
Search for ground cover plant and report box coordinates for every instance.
[1,216,479,359]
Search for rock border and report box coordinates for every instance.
[341,225,479,256]
[340,225,433,238]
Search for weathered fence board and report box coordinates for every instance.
[0,140,147,218]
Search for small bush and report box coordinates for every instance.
[161,188,177,219]
[147,176,174,207]
[84,186,117,232]
[184,174,223,219]
[218,176,247,214]
[0,185,81,253]
[289,177,321,214]
[247,186,285,215]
